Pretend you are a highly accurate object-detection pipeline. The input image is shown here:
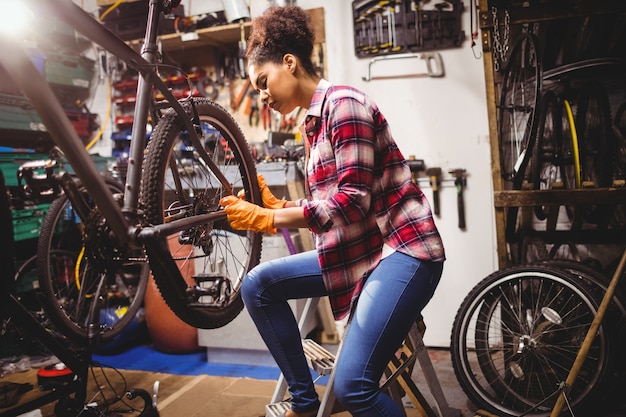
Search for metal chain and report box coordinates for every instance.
[491,6,510,71]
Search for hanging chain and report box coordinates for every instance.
[491,6,510,71]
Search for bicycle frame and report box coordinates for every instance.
[0,0,229,251]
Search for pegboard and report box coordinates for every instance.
[353,0,465,57]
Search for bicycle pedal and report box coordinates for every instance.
[192,273,228,286]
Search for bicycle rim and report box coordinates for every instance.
[37,177,149,344]
[450,265,613,417]
[531,91,563,221]
[141,97,262,329]
[498,32,542,186]
[561,99,581,189]
[560,98,581,223]
[575,82,613,188]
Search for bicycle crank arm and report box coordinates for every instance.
[58,172,92,223]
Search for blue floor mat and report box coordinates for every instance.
[92,344,282,381]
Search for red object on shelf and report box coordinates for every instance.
[65,110,99,140]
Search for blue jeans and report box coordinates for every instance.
[241,249,443,416]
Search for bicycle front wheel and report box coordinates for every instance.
[141,97,262,329]
[450,265,618,417]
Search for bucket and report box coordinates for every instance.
[222,0,250,23]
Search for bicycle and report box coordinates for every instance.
[0,0,262,345]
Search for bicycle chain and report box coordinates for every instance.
[491,6,510,72]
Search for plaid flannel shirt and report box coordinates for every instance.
[300,79,445,320]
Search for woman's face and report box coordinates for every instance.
[248,56,299,115]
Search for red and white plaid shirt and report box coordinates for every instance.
[300,79,445,320]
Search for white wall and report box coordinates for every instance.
[79,0,499,347]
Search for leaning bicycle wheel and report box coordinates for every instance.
[575,81,614,224]
[37,176,149,344]
[141,97,262,329]
[450,265,619,417]
[531,90,563,221]
[499,32,542,242]
[575,81,613,189]
[498,32,542,187]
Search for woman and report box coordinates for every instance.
[219,6,445,417]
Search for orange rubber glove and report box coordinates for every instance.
[220,195,276,234]
[257,174,287,209]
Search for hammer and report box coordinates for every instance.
[449,168,467,229]
[406,155,425,184]
[425,167,442,216]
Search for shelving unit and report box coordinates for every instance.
[478,0,626,268]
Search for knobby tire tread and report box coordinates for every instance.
[141,97,262,329]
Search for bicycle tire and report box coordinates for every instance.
[575,81,614,223]
[498,32,542,187]
[3,253,60,356]
[575,83,613,188]
[560,98,581,222]
[616,102,626,136]
[37,176,149,344]
[531,91,563,220]
[450,264,619,417]
[141,97,262,329]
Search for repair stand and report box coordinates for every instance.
[265,297,461,417]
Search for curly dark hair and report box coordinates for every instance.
[246,6,317,76]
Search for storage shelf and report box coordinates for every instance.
[126,22,251,52]
[494,188,626,208]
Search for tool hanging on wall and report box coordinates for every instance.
[426,166,442,216]
[362,52,444,81]
[407,155,425,184]
[449,168,467,229]
[352,0,465,58]
[238,21,247,79]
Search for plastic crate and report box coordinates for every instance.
[0,94,47,134]
[11,203,50,242]
[44,52,95,91]
[65,110,99,140]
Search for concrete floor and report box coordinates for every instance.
[406,348,479,417]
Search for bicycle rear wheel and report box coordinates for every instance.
[141,97,262,329]
[450,265,619,417]
[37,176,149,344]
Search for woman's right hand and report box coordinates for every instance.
[258,174,287,209]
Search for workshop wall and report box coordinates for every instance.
[81,0,496,347]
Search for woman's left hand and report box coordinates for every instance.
[220,195,277,234]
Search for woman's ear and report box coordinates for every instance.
[283,54,297,73]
